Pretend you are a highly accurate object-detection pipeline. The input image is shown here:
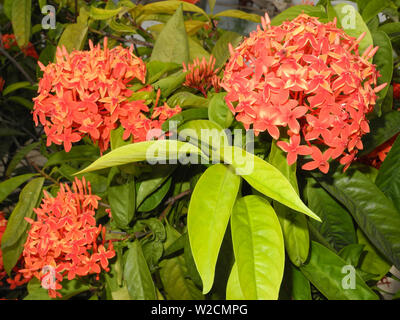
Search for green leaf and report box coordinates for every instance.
[300,241,378,300]
[167,91,209,109]
[313,167,400,270]
[5,142,39,177]
[221,146,320,221]
[379,22,400,38]
[150,5,189,65]
[188,37,210,61]
[7,96,34,110]
[271,5,327,26]
[159,224,204,300]
[161,108,209,132]
[110,126,131,151]
[0,173,37,204]
[231,195,284,300]
[208,92,234,129]
[11,0,32,48]
[371,31,393,116]
[76,140,207,174]
[306,178,357,251]
[269,140,309,267]
[211,31,243,68]
[2,81,31,96]
[357,228,391,281]
[138,177,172,212]
[291,264,312,300]
[141,1,208,18]
[226,263,245,300]
[146,61,181,84]
[45,145,99,168]
[213,9,261,23]
[360,111,400,156]
[1,177,44,273]
[108,178,135,229]
[375,135,400,211]
[3,0,13,19]
[153,71,187,98]
[183,233,203,288]
[333,3,373,54]
[57,7,89,52]
[89,6,122,20]
[187,164,241,294]
[361,0,390,24]
[338,243,365,266]
[124,241,156,300]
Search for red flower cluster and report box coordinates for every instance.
[359,133,398,169]
[183,55,221,97]
[0,212,30,290]
[222,13,385,173]
[394,83,400,100]
[1,34,39,59]
[33,38,181,153]
[19,177,115,298]
[0,76,5,93]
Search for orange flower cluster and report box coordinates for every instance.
[183,55,221,97]
[19,177,115,298]
[33,38,181,153]
[1,34,39,59]
[0,212,30,290]
[360,133,398,169]
[222,14,386,173]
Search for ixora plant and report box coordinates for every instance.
[1,0,400,300]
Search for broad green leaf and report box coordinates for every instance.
[357,229,391,281]
[188,37,210,61]
[334,3,373,54]
[226,263,245,300]
[188,164,240,294]
[375,135,400,211]
[161,108,209,132]
[211,31,242,68]
[213,10,261,23]
[271,5,327,26]
[108,178,135,229]
[159,224,204,300]
[313,167,400,270]
[339,244,365,266]
[153,71,187,98]
[11,0,32,48]
[0,173,37,204]
[7,96,34,110]
[221,146,320,221]
[183,233,203,288]
[1,177,44,273]
[361,0,390,23]
[185,20,207,36]
[269,140,309,267]
[167,92,209,109]
[360,111,400,156]
[208,92,234,129]
[136,165,175,207]
[306,178,357,251]
[300,241,378,300]
[6,142,40,177]
[2,81,31,96]
[110,126,131,151]
[146,61,181,84]
[124,241,156,300]
[57,7,89,52]
[89,6,122,20]
[208,0,216,14]
[379,22,400,38]
[3,0,13,19]
[76,140,207,174]
[44,145,99,168]
[141,1,208,18]
[178,120,229,155]
[231,195,284,300]
[138,177,172,212]
[291,264,312,300]
[371,31,393,116]
[150,5,189,65]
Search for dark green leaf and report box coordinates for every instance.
[108,178,135,229]
[0,173,37,204]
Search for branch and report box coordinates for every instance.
[88,27,153,48]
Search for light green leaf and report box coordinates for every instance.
[361,0,390,24]
[11,0,32,49]
[150,5,189,65]
[188,164,240,294]
[231,195,284,300]
[221,146,320,221]
[2,81,31,96]
[141,0,208,18]
[271,5,327,26]
[89,6,122,20]
[57,7,89,52]
[226,263,245,300]
[213,10,261,23]
[208,92,234,129]
[211,31,242,68]
[167,92,209,109]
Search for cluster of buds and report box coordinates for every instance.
[1,34,38,59]
[33,38,181,153]
[182,55,221,97]
[222,13,386,173]
[19,177,115,298]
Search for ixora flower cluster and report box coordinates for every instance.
[1,34,39,59]
[33,38,181,153]
[19,177,115,298]
[222,13,386,173]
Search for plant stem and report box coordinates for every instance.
[88,27,153,48]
